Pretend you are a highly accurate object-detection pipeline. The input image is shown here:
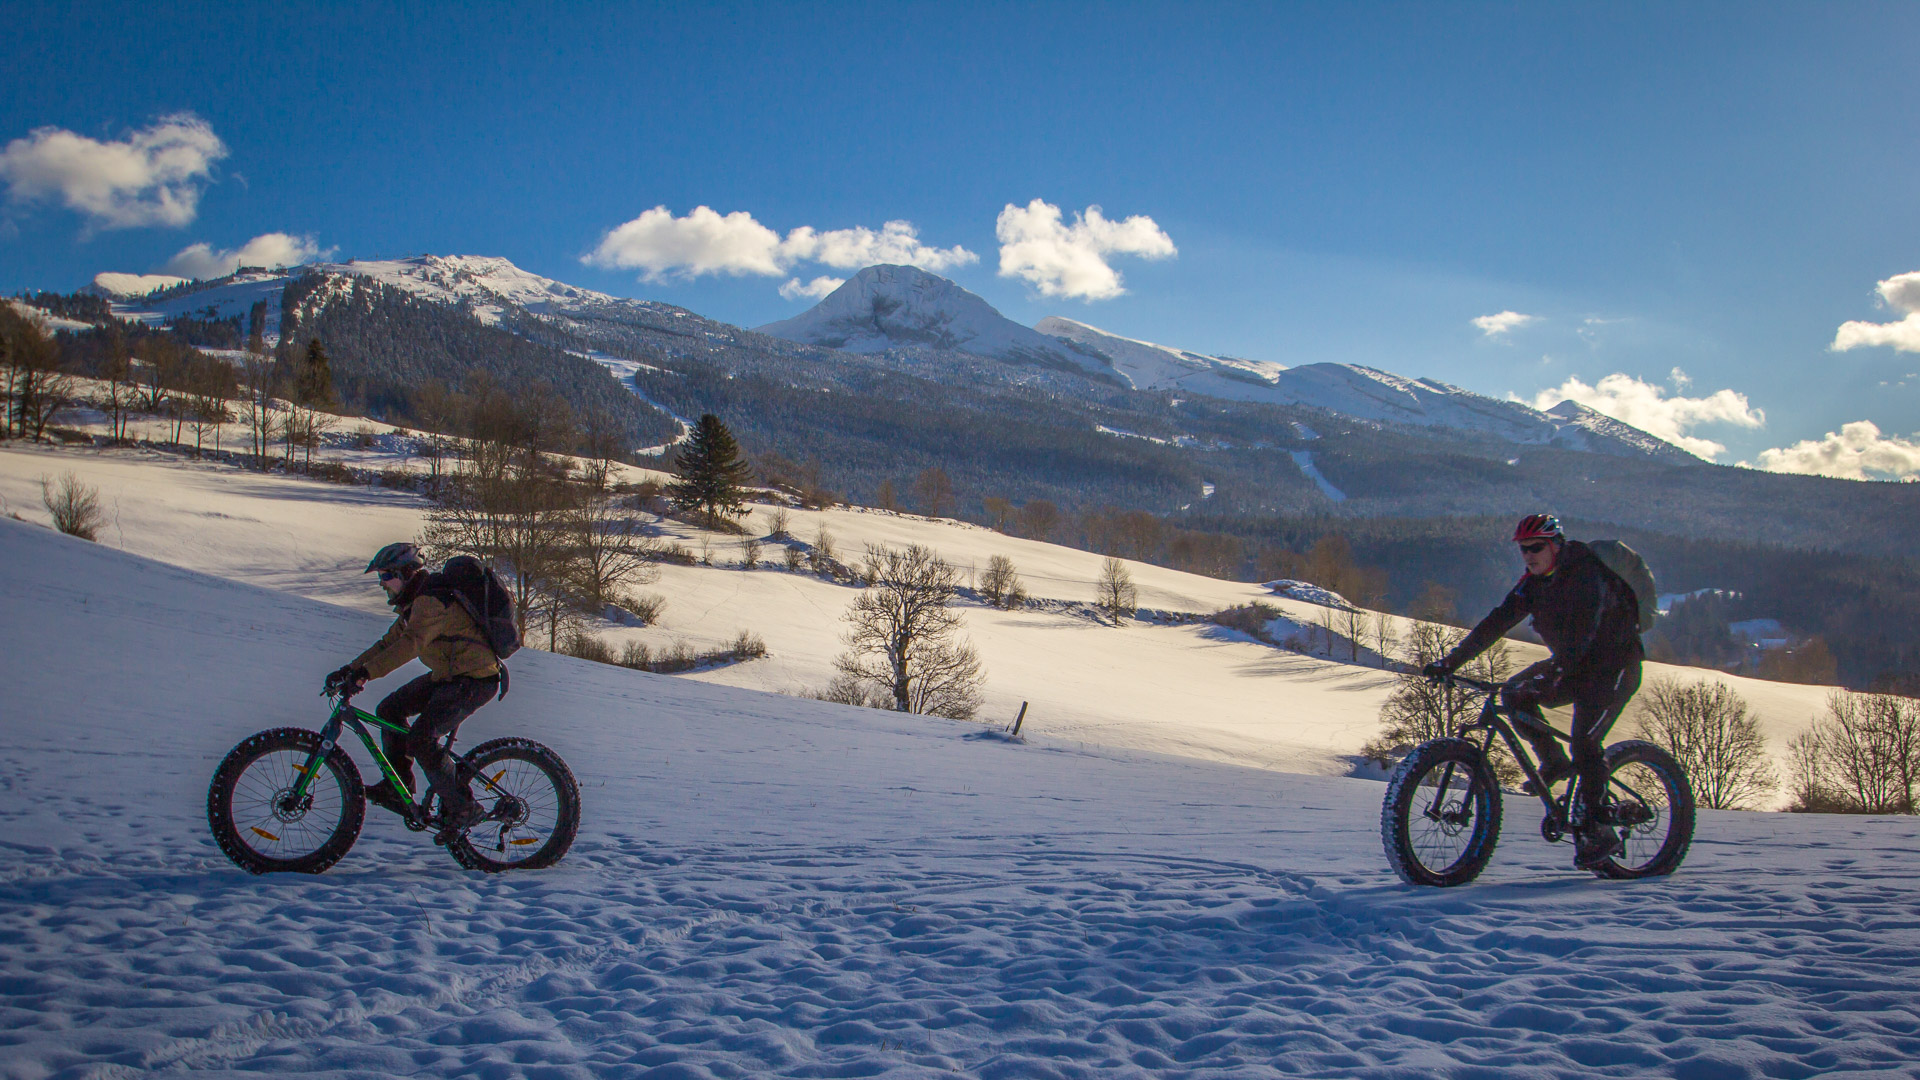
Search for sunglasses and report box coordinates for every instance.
[1518,541,1553,555]
[378,569,406,582]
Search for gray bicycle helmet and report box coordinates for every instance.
[365,542,425,575]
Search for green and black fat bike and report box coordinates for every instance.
[1381,672,1695,886]
[207,685,580,874]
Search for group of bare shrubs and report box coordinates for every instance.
[1788,690,1920,814]
[977,554,1027,609]
[41,472,104,541]
[561,629,768,673]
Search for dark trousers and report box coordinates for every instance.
[1502,659,1643,820]
[374,673,498,793]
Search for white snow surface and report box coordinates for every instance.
[6,475,1920,1077]
[1036,316,1288,392]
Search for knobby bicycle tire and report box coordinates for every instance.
[445,737,580,872]
[1590,739,1695,880]
[1382,738,1504,887]
[208,727,365,874]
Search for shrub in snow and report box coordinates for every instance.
[1211,601,1284,642]
[979,555,1027,609]
[40,472,103,541]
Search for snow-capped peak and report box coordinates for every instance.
[340,254,627,325]
[1036,316,1286,391]
[756,265,1106,375]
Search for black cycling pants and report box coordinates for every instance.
[374,673,499,791]
[1502,659,1643,819]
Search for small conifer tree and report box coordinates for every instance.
[669,413,754,528]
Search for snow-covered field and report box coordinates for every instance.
[0,436,1842,791]
[6,482,1920,1077]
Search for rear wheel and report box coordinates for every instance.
[208,727,364,874]
[1382,738,1503,887]
[445,738,580,872]
[1589,740,1694,879]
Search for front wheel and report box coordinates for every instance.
[445,737,580,872]
[1382,738,1503,887]
[208,727,365,874]
[1588,740,1695,880]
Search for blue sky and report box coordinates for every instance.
[5,1,1919,475]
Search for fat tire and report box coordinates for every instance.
[1590,739,1695,880]
[445,737,580,872]
[1382,737,1504,887]
[207,727,365,875]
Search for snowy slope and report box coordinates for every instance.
[1038,315,1288,390]
[756,265,1111,375]
[6,512,1920,1078]
[0,440,1841,797]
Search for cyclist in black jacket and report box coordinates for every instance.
[1423,514,1645,869]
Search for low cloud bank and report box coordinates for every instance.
[1525,371,1763,460]
[584,208,975,287]
[0,114,227,230]
[162,232,332,279]
[1750,421,1920,482]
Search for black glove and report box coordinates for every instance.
[324,665,368,695]
[1421,662,1452,682]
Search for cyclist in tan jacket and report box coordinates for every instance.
[326,543,499,841]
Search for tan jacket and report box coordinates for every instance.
[353,589,501,682]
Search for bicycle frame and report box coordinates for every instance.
[286,691,424,809]
[1443,673,1570,816]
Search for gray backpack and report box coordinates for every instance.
[1587,539,1658,635]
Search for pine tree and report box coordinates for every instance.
[295,338,337,409]
[669,413,753,528]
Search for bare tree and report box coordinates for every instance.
[237,352,280,468]
[1096,556,1137,623]
[41,472,104,540]
[184,355,234,458]
[420,433,573,646]
[1363,622,1516,776]
[981,496,1014,532]
[1017,499,1060,542]
[1340,604,1368,663]
[1371,609,1398,668]
[834,544,984,718]
[978,554,1027,609]
[1,308,72,440]
[912,467,955,518]
[1789,691,1920,814]
[568,458,660,609]
[1633,679,1776,810]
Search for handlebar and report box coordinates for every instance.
[1426,671,1503,694]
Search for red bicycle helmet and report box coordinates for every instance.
[1512,514,1563,543]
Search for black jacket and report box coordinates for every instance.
[1443,540,1643,694]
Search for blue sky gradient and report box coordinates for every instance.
[5,1,1918,469]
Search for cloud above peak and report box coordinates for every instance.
[161,232,333,279]
[995,199,1176,301]
[582,207,975,287]
[0,114,227,230]
[1525,372,1764,460]
[1750,420,1920,482]
[1831,270,1920,353]
[1472,310,1537,337]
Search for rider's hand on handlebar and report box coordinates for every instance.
[1421,662,1452,682]
[324,665,368,696]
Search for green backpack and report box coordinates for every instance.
[1586,539,1658,635]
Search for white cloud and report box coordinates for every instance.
[780,221,975,273]
[1831,271,1920,353]
[1669,367,1692,389]
[0,114,227,230]
[994,199,1176,300]
[780,275,845,301]
[1749,421,1920,481]
[1472,310,1537,337]
[1526,372,1764,460]
[583,206,975,284]
[161,232,332,279]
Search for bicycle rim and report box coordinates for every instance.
[228,746,353,865]
[450,739,579,871]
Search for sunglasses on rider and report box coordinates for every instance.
[1517,541,1553,555]
[378,569,405,582]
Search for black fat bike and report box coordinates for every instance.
[1381,672,1695,886]
[207,686,580,874]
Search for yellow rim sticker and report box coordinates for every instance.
[250,827,281,842]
